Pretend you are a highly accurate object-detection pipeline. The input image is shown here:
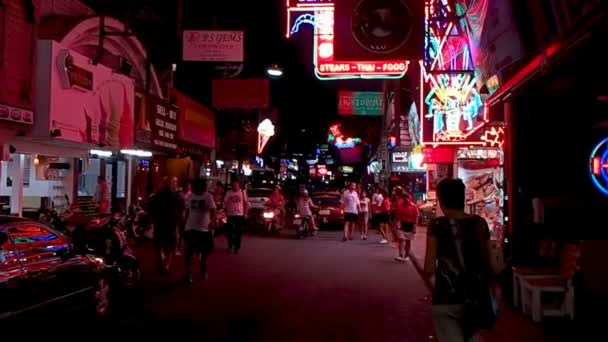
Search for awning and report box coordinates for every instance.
[11,137,99,158]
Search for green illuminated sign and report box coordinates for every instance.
[338,91,384,116]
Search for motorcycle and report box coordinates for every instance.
[124,202,153,241]
[262,208,282,235]
[294,214,316,239]
[72,212,142,291]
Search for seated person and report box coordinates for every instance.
[265,186,286,226]
[295,189,319,231]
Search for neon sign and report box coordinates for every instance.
[422,72,486,143]
[590,137,608,196]
[420,1,489,146]
[257,119,275,154]
[285,0,333,38]
[328,124,361,149]
[313,10,408,80]
[481,126,505,148]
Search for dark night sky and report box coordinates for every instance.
[83,0,384,153]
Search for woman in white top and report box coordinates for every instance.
[358,190,371,240]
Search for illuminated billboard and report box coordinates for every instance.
[313,9,409,80]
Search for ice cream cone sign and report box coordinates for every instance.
[257,119,275,154]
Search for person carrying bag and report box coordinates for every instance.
[424,178,498,342]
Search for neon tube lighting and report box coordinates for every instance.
[90,149,112,157]
[120,149,153,157]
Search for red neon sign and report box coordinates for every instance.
[314,10,408,78]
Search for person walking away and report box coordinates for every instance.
[358,190,370,240]
[94,176,111,214]
[149,177,184,274]
[424,178,495,342]
[394,189,419,262]
[223,180,250,254]
[213,181,225,206]
[340,182,360,242]
[183,178,216,284]
[295,189,318,232]
[177,180,192,256]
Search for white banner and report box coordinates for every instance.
[183,30,244,62]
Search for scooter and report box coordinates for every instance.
[294,214,316,239]
[262,208,282,235]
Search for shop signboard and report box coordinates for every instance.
[183,30,244,62]
[39,40,135,148]
[135,95,178,150]
[172,89,216,149]
[212,79,270,109]
[333,0,424,61]
[338,91,383,116]
[0,104,33,125]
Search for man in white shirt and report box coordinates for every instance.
[341,182,361,241]
[183,178,216,284]
[223,179,250,254]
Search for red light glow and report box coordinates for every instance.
[314,9,408,78]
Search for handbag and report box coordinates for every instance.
[449,218,498,334]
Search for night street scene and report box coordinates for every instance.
[1,0,607,341]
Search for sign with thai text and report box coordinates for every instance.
[183,30,244,62]
[338,91,383,116]
[147,96,178,150]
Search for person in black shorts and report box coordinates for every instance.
[341,182,361,241]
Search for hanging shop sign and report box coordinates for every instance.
[212,79,270,109]
[183,30,244,62]
[40,41,135,148]
[338,91,383,116]
[135,95,178,150]
[589,137,608,196]
[173,89,216,149]
[333,0,424,61]
[313,9,409,80]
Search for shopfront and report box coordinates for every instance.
[3,39,135,216]
[132,94,179,199]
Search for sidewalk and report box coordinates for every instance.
[408,225,564,342]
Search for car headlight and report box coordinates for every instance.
[263,212,275,219]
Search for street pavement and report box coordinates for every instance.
[53,226,572,341]
[123,230,436,341]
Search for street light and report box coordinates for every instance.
[266,64,284,78]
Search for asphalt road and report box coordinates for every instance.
[118,230,435,341]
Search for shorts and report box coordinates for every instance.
[374,213,389,224]
[154,225,177,249]
[359,212,369,222]
[344,213,359,222]
[401,222,415,233]
[184,230,214,253]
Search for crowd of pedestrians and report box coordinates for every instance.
[143,176,497,342]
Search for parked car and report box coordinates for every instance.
[312,194,344,228]
[0,216,139,320]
